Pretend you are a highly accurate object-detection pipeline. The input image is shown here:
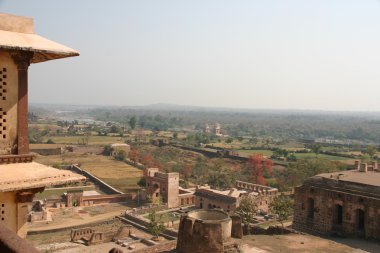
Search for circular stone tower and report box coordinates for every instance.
[176,209,238,253]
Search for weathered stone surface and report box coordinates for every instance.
[293,166,380,240]
[230,214,243,239]
[70,227,95,242]
[176,209,232,253]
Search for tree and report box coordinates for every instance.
[181,164,193,180]
[46,138,55,144]
[287,153,297,162]
[142,154,154,167]
[137,177,146,188]
[129,116,137,130]
[109,125,120,133]
[365,145,378,160]
[129,149,140,164]
[102,144,113,156]
[226,137,234,143]
[264,138,272,148]
[247,154,273,185]
[276,158,343,190]
[147,210,165,239]
[206,161,236,189]
[236,195,257,228]
[250,137,258,145]
[269,194,293,232]
[306,143,322,157]
[115,149,126,161]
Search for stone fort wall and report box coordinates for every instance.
[293,180,380,239]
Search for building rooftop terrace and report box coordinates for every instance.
[316,169,380,187]
[0,162,85,192]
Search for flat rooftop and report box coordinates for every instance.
[0,13,79,63]
[195,187,247,203]
[316,169,380,187]
[0,162,85,192]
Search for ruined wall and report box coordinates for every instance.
[178,195,195,206]
[195,195,236,214]
[166,173,179,208]
[82,194,134,205]
[30,147,62,156]
[0,51,18,155]
[254,194,276,213]
[70,227,94,241]
[70,165,123,194]
[293,182,380,240]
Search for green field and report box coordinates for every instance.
[294,153,355,163]
[237,149,274,157]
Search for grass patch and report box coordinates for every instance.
[237,149,273,157]
[35,153,143,193]
[294,153,353,161]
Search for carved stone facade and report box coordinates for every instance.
[195,181,278,214]
[293,161,380,240]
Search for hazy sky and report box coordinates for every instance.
[1,1,380,111]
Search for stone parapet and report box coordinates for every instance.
[0,154,34,164]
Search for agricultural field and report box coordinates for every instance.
[40,135,124,145]
[209,140,246,149]
[35,153,143,193]
[237,149,273,158]
[293,153,355,163]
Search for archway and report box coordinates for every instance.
[307,198,314,219]
[334,204,343,225]
[356,209,365,232]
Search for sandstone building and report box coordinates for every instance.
[195,180,278,214]
[145,168,179,208]
[203,123,223,136]
[0,13,85,239]
[145,168,195,208]
[293,160,380,239]
[110,143,130,157]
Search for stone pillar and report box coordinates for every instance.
[230,214,243,239]
[10,51,33,155]
[16,189,39,238]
